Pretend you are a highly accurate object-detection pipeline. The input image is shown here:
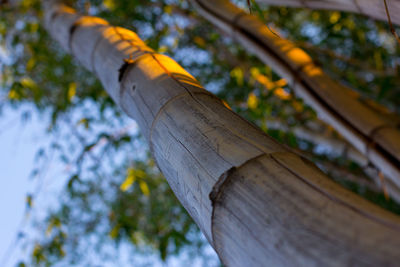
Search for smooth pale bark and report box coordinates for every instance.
[43,3,400,266]
[256,0,400,26]
[191,0,400,195]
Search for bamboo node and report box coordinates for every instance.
[68,19,82,52]
[117,52,154,82]
[232,11,247,29]
[365,124,393,156]
[209,167,236,202]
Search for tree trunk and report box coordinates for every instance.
[191,0,400,194]
[255,0,400,25]
[43,2,400,266]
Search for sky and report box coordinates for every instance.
[0,105,219,267]
[0,105,48,266]
[0,104,74,266]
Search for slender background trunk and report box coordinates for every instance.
[256,0,400,25]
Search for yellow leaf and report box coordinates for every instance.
[333,24,342,32]
[255,74,274,90]
[247,92,258,109]
[109,225,119,239]
[20,77,36,89]
[29,22,39,33]
[158,45,168,53]
[274,88,291,100]
[120,170,136,192]
[345,18,355,30]
[139,181,150,196]
[311,12,320,20]
[32,243,43,259]
[134,169,146,179]
[103,0,115,10]
[68,83,76,101]
[230,67,244,86]
[26,195,33,209]
[53,218,61,228]
[77,118,90,129]
[164,5,173,14]
[45,217,61,236]
[60,247,66,258]
[26,58,35,71]
[329,12,340,24]
[292,101,304,112]
[222,100,231,110]
[194,36,206,47]
[250,67,260,78]
[21,0,35,8]
[8,89,20,100]
[274,78,287,88]
[131,231,144,245]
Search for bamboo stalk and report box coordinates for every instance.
[255,0,400,26]
[191,0,400,195]
[43,2,400,266]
